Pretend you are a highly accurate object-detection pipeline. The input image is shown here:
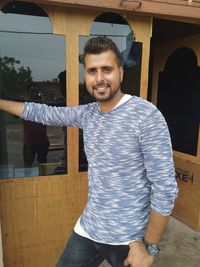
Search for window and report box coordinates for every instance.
[0,1,67,178]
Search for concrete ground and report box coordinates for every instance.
[100,216,200,267]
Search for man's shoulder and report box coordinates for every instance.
[128,96,158,117]
[131,96,156,110]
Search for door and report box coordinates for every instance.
[152,34,200,230]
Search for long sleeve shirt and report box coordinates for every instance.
[21,96,178,243]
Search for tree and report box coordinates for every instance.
[0,56,32,99]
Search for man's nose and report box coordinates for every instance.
[96,70,104,83]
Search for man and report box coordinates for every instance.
[0,37,178,267]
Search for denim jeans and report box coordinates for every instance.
[56,231,130,267]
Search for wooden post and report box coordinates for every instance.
[0,222,3,267]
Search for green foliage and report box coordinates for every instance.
[0,56,32,99]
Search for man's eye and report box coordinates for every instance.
[88,69,96,74]
[103,67,112,73]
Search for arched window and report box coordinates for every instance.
[78,12,142,171]
[157,47,200,156]
[0,1,67,178]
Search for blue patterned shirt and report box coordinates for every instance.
[21,96,178,243]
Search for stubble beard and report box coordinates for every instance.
[91,82,122,103]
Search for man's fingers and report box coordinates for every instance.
[124,257,130,266]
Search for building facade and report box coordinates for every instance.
[0,0,200,266]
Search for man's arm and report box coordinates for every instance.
[0,99,88,128]
[0,99,24,117]
[124,210,169,267]
[144,210,169,244]
[125,107,178,267]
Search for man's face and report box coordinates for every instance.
[84,50,124,103]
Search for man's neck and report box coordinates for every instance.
[98,91,125,112]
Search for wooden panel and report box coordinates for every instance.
[66,33,79,175]
[24,0,200,21]
[44,6,99,35]
[0,223,3,267]
[0,174,88,267]
[174,151,200,164]
[197,126,200,158]
[127,15,152,99]
[43,7,99,175]
[172,187,200,229]
[172,157,200,230]
[149,0,200,7]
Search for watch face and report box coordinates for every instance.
[147,244,160,256]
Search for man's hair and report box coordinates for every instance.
[83,36,123,67]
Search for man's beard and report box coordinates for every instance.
[91,82,121,102]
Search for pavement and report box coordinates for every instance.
[99,216,200,267]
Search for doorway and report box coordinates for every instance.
[150,18,200,230]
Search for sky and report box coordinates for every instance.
[0,11,132,83]
[0,12,66,82]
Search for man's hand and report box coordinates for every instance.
[124,241,154,267]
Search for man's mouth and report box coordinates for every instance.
[93,84,109,92]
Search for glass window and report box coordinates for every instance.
[78,12,142,172]
[0,1,67,178]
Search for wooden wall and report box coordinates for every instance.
[0,174,88,267]
[25,0,200,21]
[0,223,3,267]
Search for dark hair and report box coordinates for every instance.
[83,36,123,67]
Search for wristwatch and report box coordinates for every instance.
[143,237,160,256]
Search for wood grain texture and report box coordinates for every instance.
[23,0,200,21]
[172,157,200,231]
[0,173,88,267]
[127,16,152,99]
[197,127,200,159]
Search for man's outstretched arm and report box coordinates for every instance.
[0,99,24,117]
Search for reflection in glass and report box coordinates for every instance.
[78,12,142,172]
[0,1,67,178]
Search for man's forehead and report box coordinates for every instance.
[84,50,118,67]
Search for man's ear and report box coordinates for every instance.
[119,66,124,82]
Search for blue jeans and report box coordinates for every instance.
[56,231,130,267]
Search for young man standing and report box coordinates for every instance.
[0,37,178,267]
